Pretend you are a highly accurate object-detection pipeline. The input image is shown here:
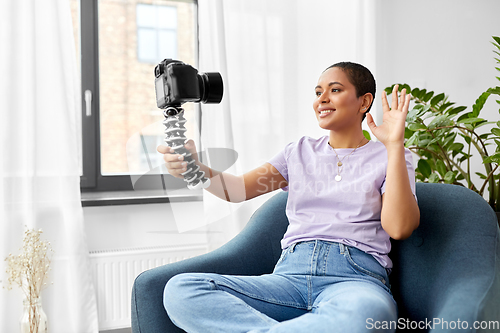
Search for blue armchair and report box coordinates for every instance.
[131,183,500,332]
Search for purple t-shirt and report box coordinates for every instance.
[268,136,416,268]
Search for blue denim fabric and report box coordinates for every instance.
[164,240,397,333]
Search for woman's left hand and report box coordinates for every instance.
[366,84,410,148]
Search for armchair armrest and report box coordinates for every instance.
[132,192,289,333]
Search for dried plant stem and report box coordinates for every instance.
[4,228,52,332]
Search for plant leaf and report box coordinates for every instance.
[430,93,445,106]
[417,159,432,178]
[436,159,447,177]
[404,128,414,139]
[459,133,472,145]
[457,117,486,124]
[448,106,467,114]
[409,123,427,131]
[400,84,411,93]
[487,86,500,95]
[423,91,434,103]
[476,172,487,180]
[444,171,456,184]
[428,114,452,129]
[457,112,473,123]
[472,91,491,117]
[492,128,500,137]
[443,132,457,148]
[480,133,492,140]
[448,105,467,116]
[463,124,474,131]
[440,101,455,113]
[363,130,371,140]
[405,131,419,147]
[449,142,464,152]
[483,152,500,164]
[492,39,500,52]
[406,108,420,123]
[475,121,495,129]
[429,172,440,183]
[411,88,421,98]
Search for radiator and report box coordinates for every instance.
[89,244,209,331]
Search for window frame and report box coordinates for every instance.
[79,0,200,197]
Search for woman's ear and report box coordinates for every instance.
[361,93,374,113]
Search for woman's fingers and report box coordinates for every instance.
[157,145,170,154]
[392,84,399,110]
[384,84,410,113]
[157,144,188,178]
[399,88,406,111]
[403,93,411,112]
[381,91,390,112]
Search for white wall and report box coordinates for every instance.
[375,0,499,110]
[83,201,209,253]
[375,0,500,193]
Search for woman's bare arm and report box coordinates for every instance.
[158,141,287,203]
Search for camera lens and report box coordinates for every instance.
[199,72,223,104]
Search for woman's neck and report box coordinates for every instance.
[328,129,368,149]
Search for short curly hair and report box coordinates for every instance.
[324,62,376,121]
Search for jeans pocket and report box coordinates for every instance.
[274,243,297,269]
[343,247,389,287]
[274,249,289,267]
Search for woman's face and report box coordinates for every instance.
[313,67,365,131]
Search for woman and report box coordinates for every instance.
[157,62,420,332]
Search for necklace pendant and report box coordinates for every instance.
[337,161,343,167]
[335,175,342,182]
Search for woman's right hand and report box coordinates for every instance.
[157,139,199,179]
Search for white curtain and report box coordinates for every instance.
[0,0,98,332]
[197,0,377,248]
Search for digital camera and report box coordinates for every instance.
[154,59,223,108]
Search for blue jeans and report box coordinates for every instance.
[164,240,397,332]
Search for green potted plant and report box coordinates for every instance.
[384,36,500,222]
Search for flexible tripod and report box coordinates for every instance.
[163,105,211,190]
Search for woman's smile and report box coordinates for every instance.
[318,108,336,118]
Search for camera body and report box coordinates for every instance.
[154,59,223,108]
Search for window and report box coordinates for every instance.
[137,4,178,63]
[74,0,198,196]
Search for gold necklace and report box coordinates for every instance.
[330,137,366,182]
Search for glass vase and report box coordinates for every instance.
[20,297,48,333]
